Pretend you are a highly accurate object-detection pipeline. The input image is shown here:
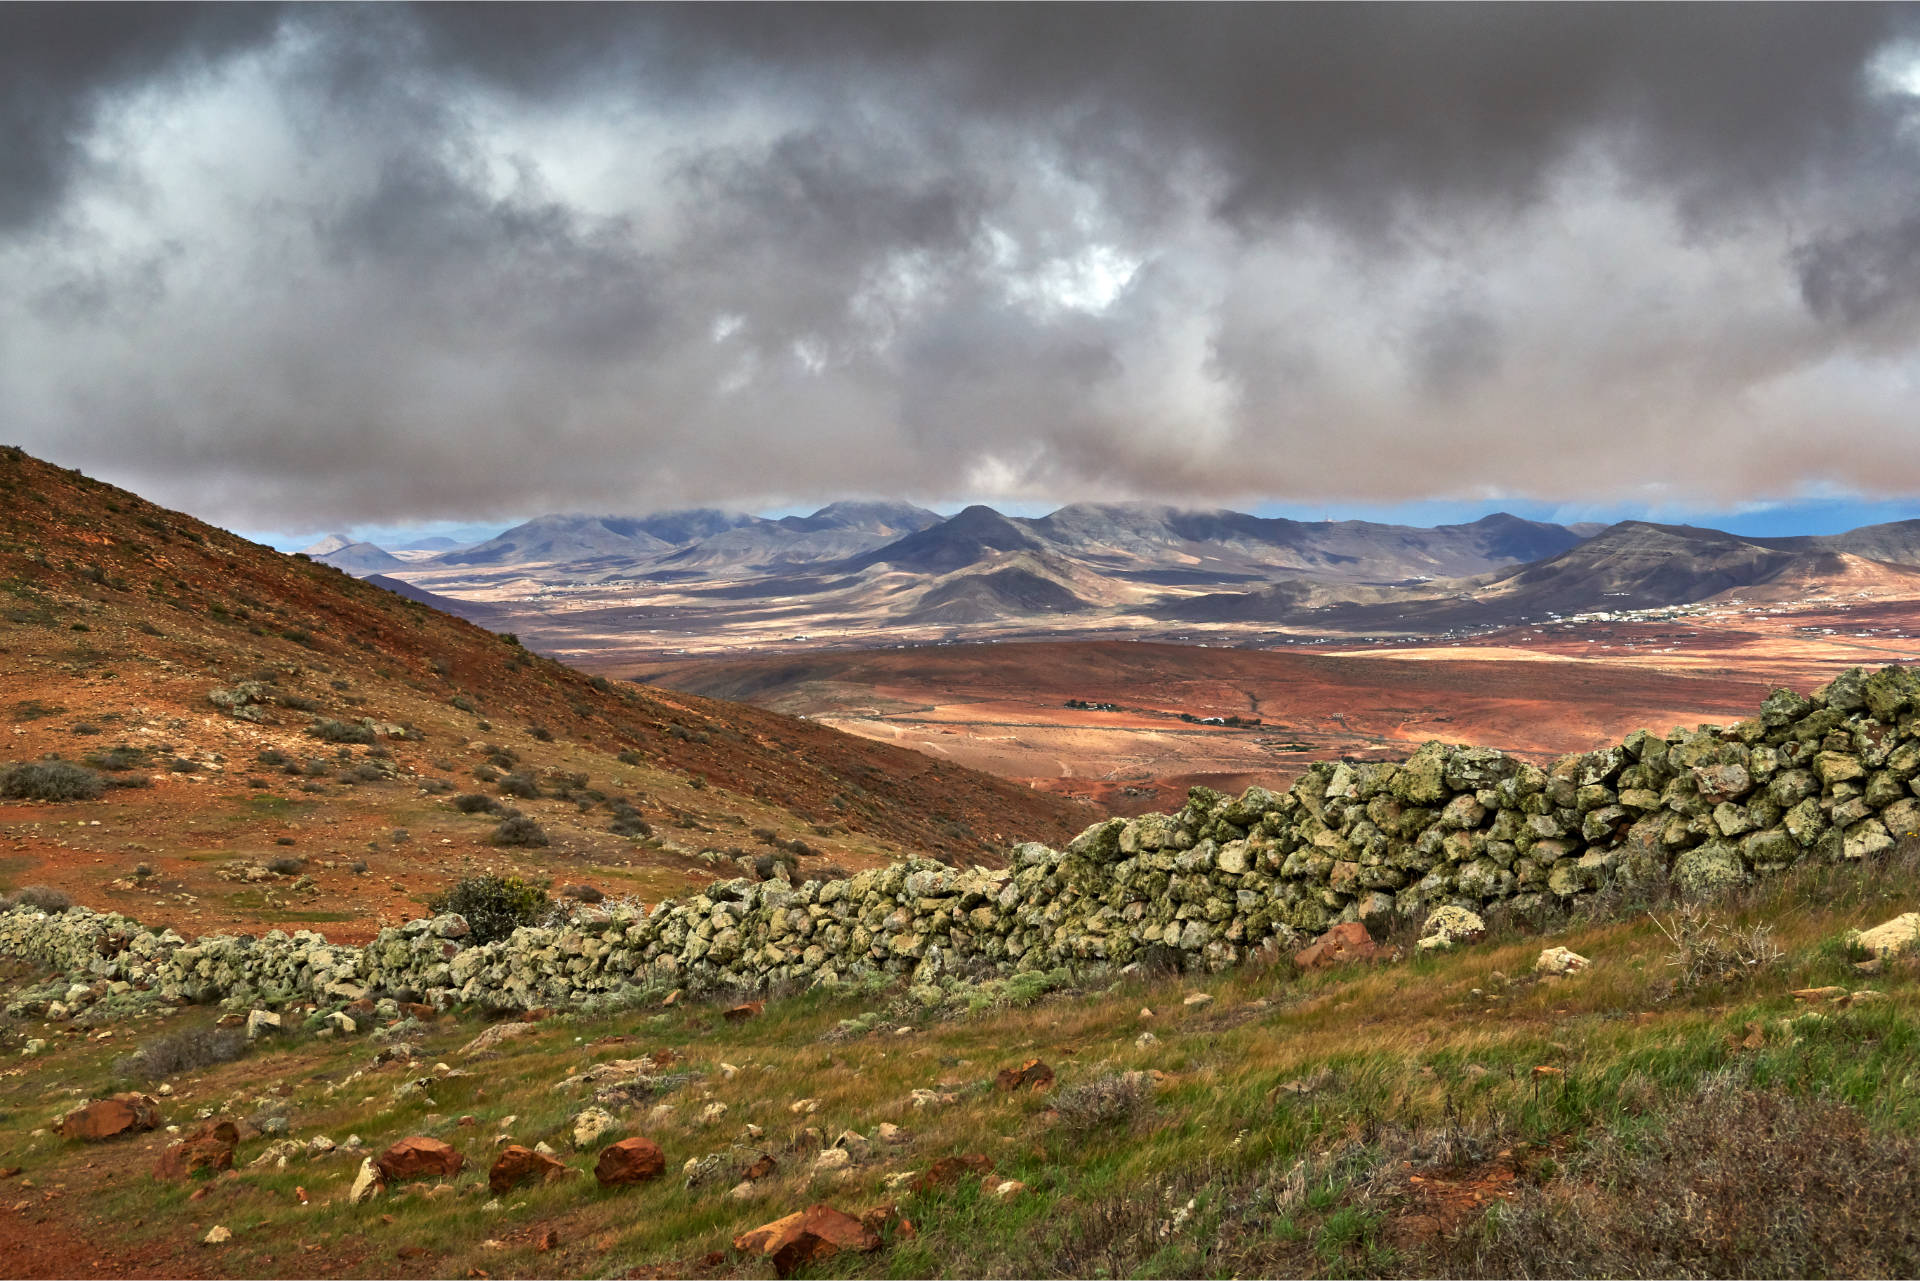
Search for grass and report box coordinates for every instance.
[0,849,1917,1278]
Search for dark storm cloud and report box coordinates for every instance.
[0,3,280,229]
[6,3,1920,526]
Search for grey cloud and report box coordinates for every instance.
[0,3,280,229]
[7,4,1920,527]
[1795,215,1920,329]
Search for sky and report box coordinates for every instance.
[11,4,1920,544]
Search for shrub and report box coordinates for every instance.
[0,760,105,802]
[617,749,644,766]
[420,778,453,795]
[267,857,304,876]
[3,885,74,913]
[1053,1072,1153,1131]
[609,800,651,838]
[277,693,319,713]
[561,883,605,903]
[526,725,553,742]
[492,816,549,848]
[1653,903,1785,996]
[428,874,549,944]
[450,792,500,815]
[450,694,477,714]
[497,771,540,799]
[255,748,291,767]
[83,745,147,772]
[1434,1078,1920,1278]
[308,718,374,745]
[165,756,199,773]
[115,1025,247,1082]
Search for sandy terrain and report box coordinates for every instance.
[603,592,1920,812]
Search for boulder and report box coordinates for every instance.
[458,1022,535,1059]
[1855,912,1920,960]
[348,1156,383,1204]
[58,1094,160,1142]
[1293,922,1380,970]
[994,1059,1055,1093]
[375,1136,463,1182]
[153,1120,239,1180]
[488,1144,566,1195]
[571,1106,619,1149]
[595,1136,665,1187]
[915,1153,993,1191]
[1416,906,1485,952]
[1534,947,1590,977]
[734,1204,880,1278]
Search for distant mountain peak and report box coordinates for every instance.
[300,533,354,556]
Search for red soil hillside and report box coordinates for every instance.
[0,447,1089,939]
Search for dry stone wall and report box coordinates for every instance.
[8,665,1920,1012]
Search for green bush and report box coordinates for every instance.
[491,816,549,848]
[3,885,74,913]
[308,718,375,745]
[115,1024,247,1082]
[0,760,105,801]
[428,874,549,944]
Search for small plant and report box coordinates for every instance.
[1051,1071,1154,1130]
[617,749,644,766]
[0,760,106,801]
[428,874,549,944]
[491,815,550,848]
[450,792,500,815]
[1653,903,1785,996]
[450,694,477,713]
[267,856,304,876]
[561,883,605,903]
[526,725,554,742]
[115,1024,247,1082]
[3,885,74,913]
[308,718,375,745]
[609,801,652,838]
[497,771,540,799]
[83,745,147,771]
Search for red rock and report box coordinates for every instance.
[994,1058,1055,1093]
[734,1205,880,1278]
[153,1120,239,1180]
[536,1230,559,1252]
[1293,922,1382,971]
[914,1153,993,1191]
[488,1144,566,1195]
[723,1001,764,1022]
[57,1094,160,1141]
[594,1136,665,1187]
[744,1153,777,1181]
[376,1136,464,1182]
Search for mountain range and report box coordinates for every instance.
[304,496,1920,644]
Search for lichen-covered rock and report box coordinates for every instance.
[1416,906,1485,952]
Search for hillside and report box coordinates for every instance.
[0,447,1088,940]
[3,665,1920,1278]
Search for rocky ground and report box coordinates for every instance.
[0,446,1089,943]
[1,850,1917,1279]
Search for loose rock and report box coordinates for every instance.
[595,1136,666,1187]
